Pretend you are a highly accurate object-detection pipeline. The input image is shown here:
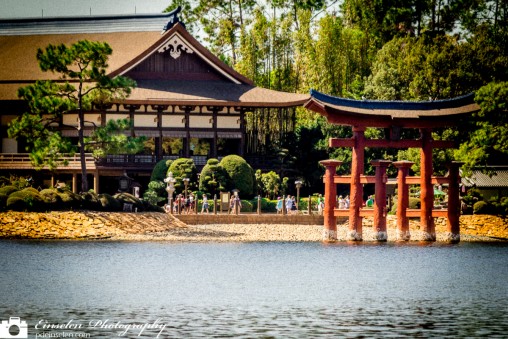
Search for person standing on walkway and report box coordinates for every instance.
[276,197,283,214]
[201,194,209,214]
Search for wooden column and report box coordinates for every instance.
[446,162,463,243]
[371,160,391,241]
[394,161,413,241]
[349,126,365,241]
[93,171,99,194]
[239,110,245,156]
[319,159,342,242]
[72,173,78,194]
[212,108,218,158]
[184,108,191,157]
[420,128,435,241]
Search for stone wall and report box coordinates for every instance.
[176,213,328,225]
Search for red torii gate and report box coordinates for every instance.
[304,91,480,243]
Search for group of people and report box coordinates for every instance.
[276,196,298,215]
[165,193,213,214]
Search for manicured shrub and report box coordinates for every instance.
[40,188,63,206]
[55,188,82,209]
[390,196,421,214]
[473,201,496,215]
[240,200,253,212]
[151,159,172,182]
[114,192,144,211]
[80,191,102,210]
[168,158,198,194]
[0,185,18,196]
[199,158,229,195]
[219,155,255,197]
[99,193,122,211]
[6,188,45,211]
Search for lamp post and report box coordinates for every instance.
[164,172,176,214]
[182,178,190,198]
[295,180,303,211]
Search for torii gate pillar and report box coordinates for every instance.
[319,159,342,242]
[371,160,392,241]
[446,162,463,243]
[420,128,435,241]
[348,126,365,241]
[394,161,414,241]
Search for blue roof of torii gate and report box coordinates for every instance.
[305,90,480,128]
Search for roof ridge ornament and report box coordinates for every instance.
[158,32,194,59]
[162,6,186,33]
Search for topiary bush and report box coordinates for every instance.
[240,200,253,212]
[114,192,145,211]
[473,201,496,215]
[80,191,102,210]
[167,158,198,194]
[219,155,255,197]
[0,185,18,196]
[390,196,421,214]
[199,158,229,196]
[151,159,172,182]
[55,188,82,210]
[6,188,45,211]
[40,188,63,207]
[99,193,122,211]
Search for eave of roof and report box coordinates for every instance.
[122,80,309,108]
[305,90,480,128]
[462,169,508,188]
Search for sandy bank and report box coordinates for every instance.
[0,211,507,242]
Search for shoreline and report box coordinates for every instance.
[0,211,507,242]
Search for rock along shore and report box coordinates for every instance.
[0,211,507,242]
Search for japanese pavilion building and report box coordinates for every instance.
[0,10,308,193]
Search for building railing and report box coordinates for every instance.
[0,153,95,170]
[0,153,280,172]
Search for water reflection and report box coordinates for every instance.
[0,240,507,338]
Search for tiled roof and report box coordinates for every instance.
[0,15,309,107]
[124,80,309,107]
[307,89,479,119]
[462,170,508,188]
[0,13,172,35]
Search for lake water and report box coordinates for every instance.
[0,240,507,338]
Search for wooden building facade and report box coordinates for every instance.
[0,12,308,193]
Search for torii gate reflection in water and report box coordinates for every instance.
[304,91,480,243]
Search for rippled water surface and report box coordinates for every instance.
[1,240,507,338]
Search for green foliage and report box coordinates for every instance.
[151,159,173,182]
[98,193,122,211]
[168,158,198,194]
[6,188,45,211]
[85,119,146,159]
[0,185,19,196]
[80,191,102,210]
[473,201,495,215]
[456,82,508,172]
[240,200,253,212]
[113,192,144,211]
[143,181,166,206]
[10,40,136,191]
[40,188,62,205]
[219,155,255,197]
[199,158,229,195]
[259,171,281,199]
[249,197,277,212]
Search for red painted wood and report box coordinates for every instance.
[420,128,436,241]
[349,127,365,240]
[319,159,342,241]
[394,161,413,240]
[371,160,391,240]
[447,162,463,242]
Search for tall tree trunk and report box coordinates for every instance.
[78,86,88,192]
